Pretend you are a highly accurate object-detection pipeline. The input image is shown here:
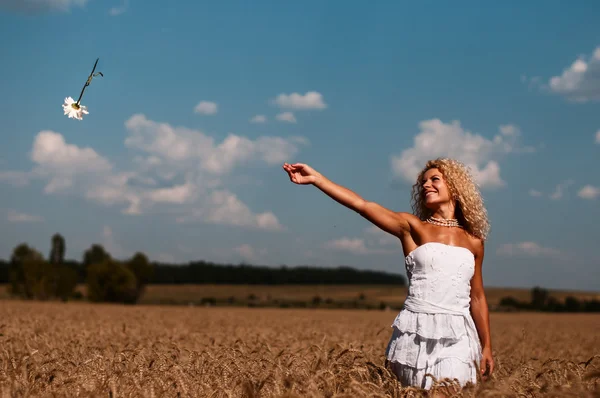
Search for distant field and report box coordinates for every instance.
[135,284,600,307]
[2,284,599,309]
[0,301,598,397]
[135,284,600,310]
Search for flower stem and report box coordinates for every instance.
[76,58,102,106]
[76,81,89,106]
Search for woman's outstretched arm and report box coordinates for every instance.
[283,162,412,238]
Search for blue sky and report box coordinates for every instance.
[1,1,599,291]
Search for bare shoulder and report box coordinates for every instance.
[394,212,425,233]
[466,234,485,259]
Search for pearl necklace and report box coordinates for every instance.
[426,216,462,228]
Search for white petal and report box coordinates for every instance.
[62,98,88,120]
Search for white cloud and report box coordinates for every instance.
[177,190,284,231]
[499,125,518,136]
[125,114,212,162]
[84,172,146,215]
[528,189,542,197]
[390,120,534,189]
[529,180,575,201]
[102,226,128,259]
[87,176,194,216]
[194,101,218,115]
[121,114,305,225]
[546,46,600,102]
[31,131,111,173]
[109,0,127,16]
[146,182,195,204]
[497,242,561,258]
[234,244,267,263]
[7,210,44,223]
[549,179,574,200]
[521,75,542,91]
[324,238,369,255]
[272,91,327,110]
[0,0,87,13]
[124,114,306,174]
[595,130,600,144]
[0,171,31,187]
[324,227,402,256]
[30,130,112,194]
[250,115,267,124]
[578,185,600,200]
[364,225,400,247]
[0,115,305,231]
[276,112,296,123]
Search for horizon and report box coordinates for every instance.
[1,1,599,292]
[1,240,598,294]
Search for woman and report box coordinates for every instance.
[282,158,494,391]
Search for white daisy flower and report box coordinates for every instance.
[62,96,89,120]
[62,58,103,121]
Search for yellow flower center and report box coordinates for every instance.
[71,103,81,110]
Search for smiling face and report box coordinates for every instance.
[421,167,453,209]
[411,158,490,240]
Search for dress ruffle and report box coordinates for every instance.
[391,308,469,341]
[388,354,478,390]
[385,309,480,388]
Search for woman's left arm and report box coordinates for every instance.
[470,240,494,379]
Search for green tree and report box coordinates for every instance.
[49,233,65,265]
[83,244,111,267]
[499,296,522,309]
[544,296,563,312]
[564,296,581,312]
[11,243,42,263]
[52,262,79,302]
[86,259,138,304]
[126,252,154,297]
[531,286,549,310]
[9,243,44,298]
[9,238,79,302]
[47,233,65,298]
[21,257,52,300]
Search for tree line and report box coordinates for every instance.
[3,234,597,312]
[499,286,600,313]
[3,234,153,304]
[0,233,407,304]
[150,262,407,285]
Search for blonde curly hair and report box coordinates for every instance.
[410,158,490,241]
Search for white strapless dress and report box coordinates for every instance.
[385,242,482,389]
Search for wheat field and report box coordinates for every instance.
[0,301,598,397]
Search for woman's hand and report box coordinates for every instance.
[282,163,320,185]
[480,347,494,380]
